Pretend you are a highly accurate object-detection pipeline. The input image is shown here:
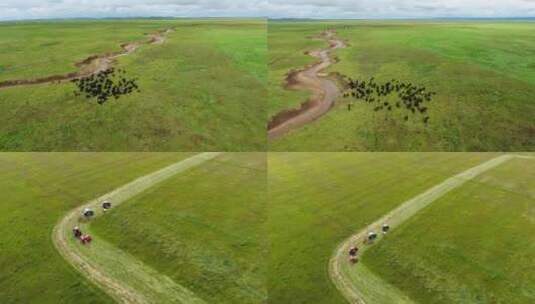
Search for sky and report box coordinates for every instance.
[1,0,535,21]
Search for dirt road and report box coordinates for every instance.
[328,154,529,304]
[268,30,346,140]
[52,152,220,304]
[0,29,172,90]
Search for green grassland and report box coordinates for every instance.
[0,19,266,151]
[0,152,194,304]
[267,152,500,304]
[269,21,535,151]
[90,153,267,303]
[0,20,165,81]
[2,151,532,303]
[363,156,535,303]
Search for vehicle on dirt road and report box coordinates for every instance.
[82,208,95,218]
[80,235,92,245]
[102,200,112,210]
[72,227,82,238]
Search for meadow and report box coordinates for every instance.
[0,19,266,151]
[267,152,500,304]
[268,21,535,151]
[1,152,532,304]
[90,153,267,303]
[363,155,535,303]
[0,152,194,303]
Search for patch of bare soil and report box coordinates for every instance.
[268,30,347,140]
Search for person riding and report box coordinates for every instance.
[73,226,82,238]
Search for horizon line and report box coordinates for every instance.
[1,16,535,22]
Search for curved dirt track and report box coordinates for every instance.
[268,30,346,140]
[0,28,172,90]
[52,152,221,304]
[329,154,532,304]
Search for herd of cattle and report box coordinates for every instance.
[72,68,140,104]
[344,77,435,124]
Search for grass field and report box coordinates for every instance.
[363,156,535,303]
[1,152,533,303]
[0,152,194,303]
[267,152,504,304]
[90,153,267,303]
[0,19,266,151]
[268,21,535,151]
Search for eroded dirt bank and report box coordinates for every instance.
[0,29,172,90]
[268,30,346,140]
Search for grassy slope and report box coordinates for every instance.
[364,156,535,303]
[0,152,194,304]
[267,152,498,304]
[90,153,267,304]
[269,21,535,151]
[0,20,266,151]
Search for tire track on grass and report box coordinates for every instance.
[52,152,221,304]
[329,154,531,304]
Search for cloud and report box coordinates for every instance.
[0,0,534,20]
[0,0,269,21]
[266,0,535,18]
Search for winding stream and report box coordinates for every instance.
[0,29,172,90]
[268,30,346,140]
